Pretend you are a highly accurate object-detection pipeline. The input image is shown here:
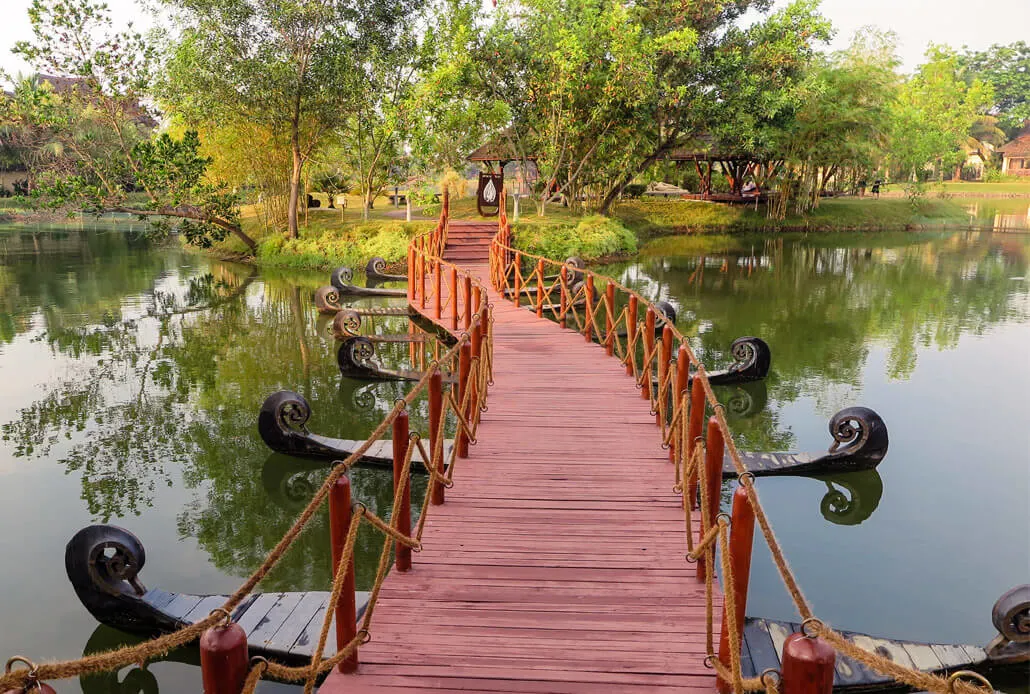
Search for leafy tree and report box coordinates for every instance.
[6,0,257,249]
[161,0,426,236]
[888,45,994,184]
[768,28,899,217]
[960,41,1030,135]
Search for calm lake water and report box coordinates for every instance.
[0,223,1028,692]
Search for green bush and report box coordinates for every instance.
[513,215,636,260]
[255,221,428,270]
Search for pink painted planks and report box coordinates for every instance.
[319,253,722,693]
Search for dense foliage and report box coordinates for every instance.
[1,0,1028,245]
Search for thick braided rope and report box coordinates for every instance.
[303,505,364,694]
[718,518,744,694]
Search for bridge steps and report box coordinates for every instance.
[320,260,721,692]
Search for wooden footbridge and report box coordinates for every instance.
[319,221,722,692]
[5,194,1021,694]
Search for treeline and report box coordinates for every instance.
[1,0,1028,246]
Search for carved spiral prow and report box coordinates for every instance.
[365,257,407,282]
[654,301,677,326]
[704,336,771,385]
[987,585,1030,663]
[825,406,889,468]
[65,525,178,633]
[313,286,342,315]
[330,266,354,292]
[337,336,377,373]
[257,390,313,453]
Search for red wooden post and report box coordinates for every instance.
[513,252,522,307]
[626,295,638,376]
[559,265,569,329]
[717,485,756,692]
[536,259,545,318]
[673,344,690,463]
[584,275,594,343]
[418,249,426,308]
[641,307,655,400]
[696,417,724,582]
[463,276,473,329]
[605,282,615,356]
[456,343,471,458]
[450,267,459,331]
[780,633,836,694]
[393,410,412,572]
[658,324,673,427]
[433,260,441,319]
[200,621,248,694]
[429,372,444,505]
[329,476,358,673]
[473,285,482,315]
[687,376,706,510]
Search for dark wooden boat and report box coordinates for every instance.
[742,585,1029,690]
[66,525,371,666]
[724,406,888,478]
[331,266,405,298]
[258,390,453,468]
[650,336,771,389]
[365,256,407,283]
[337,336,456,383]
[329,309,429,343]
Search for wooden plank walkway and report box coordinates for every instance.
[321,225,721,692]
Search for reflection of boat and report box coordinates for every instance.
[742,585,1029,690]
[81,625,164,694]
[67,525,370,666]
[724,407,888,478]
[721,380,768,420]
[337,336,455,383]
[814,469,883,526]
[258,391,452,468]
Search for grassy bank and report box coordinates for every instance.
[612,197,973,238]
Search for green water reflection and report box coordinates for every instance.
[598,230,1030,648]
[1,225,1028,692]
[0,225,432,693]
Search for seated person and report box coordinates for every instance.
[741,181,758,197]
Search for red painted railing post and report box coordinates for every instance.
[473,285,482,315]
[433,260,442,319]
[329,475,358,673]
[470,319,483,423]
[559,265,569,329]
[717,485,756,692]
[462,276,472,329]
[536,259,545,318]
[686,377,706,510]
[456,343,471,458]
[780,633,836,694]
[513,252,522,308]
[584,275,594,343]
[419,251,426,310]
[673,344,690,463]
[696,417,724,582]
[200,620,248,694]
[450,267,459,332]
[393,410,412,572]
[658,324,673,427]
[626,295,638,376]
[429,371,444,505]
[605,282,615,356]
[641,307,655,400]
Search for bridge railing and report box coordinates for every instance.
[0,194,493,694]
[487,188,992,694]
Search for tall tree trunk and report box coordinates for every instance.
[287,131,302,239]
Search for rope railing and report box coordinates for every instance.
[0,190,494,694]
[487,188,995,694]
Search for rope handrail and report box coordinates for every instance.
[487,188,995,694]
[0,189,494,693]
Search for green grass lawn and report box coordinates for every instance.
[934,180,1030,194]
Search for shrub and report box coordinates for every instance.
[513,215,636,260]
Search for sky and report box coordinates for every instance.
[1,0,1028,81]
